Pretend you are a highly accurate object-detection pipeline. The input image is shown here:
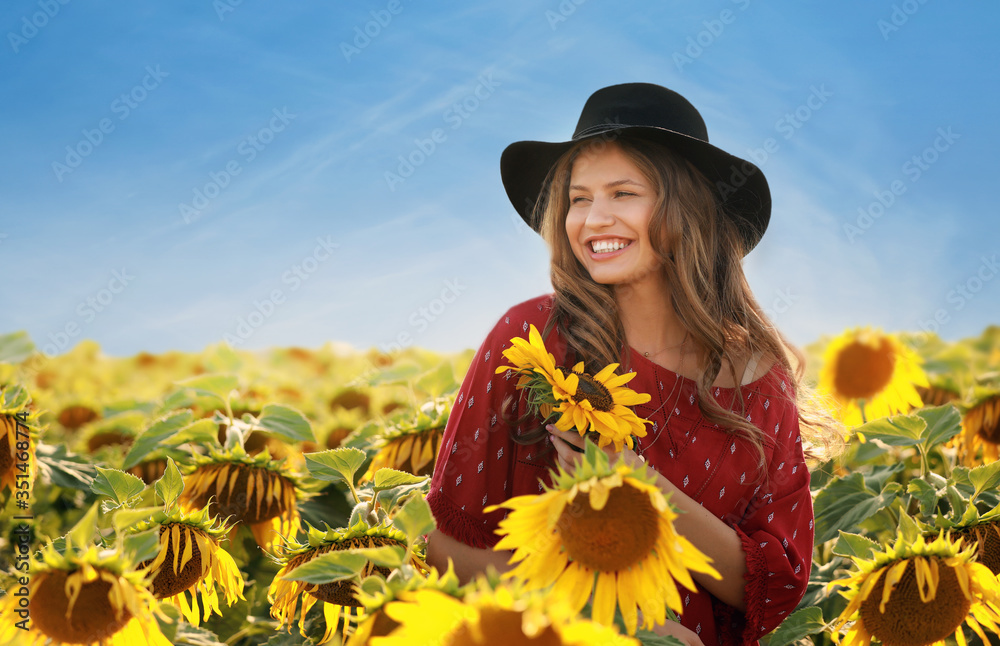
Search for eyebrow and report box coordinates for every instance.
[569,178,644,191]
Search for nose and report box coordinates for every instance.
[584,196,616,228]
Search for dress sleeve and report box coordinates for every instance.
[715,374,814,644]
[426,312,529,549]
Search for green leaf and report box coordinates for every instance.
[34,442,98,489]
[765,607,826,646]
[175,374,238,403]
[916,404,963,448]
[305,448,368,486]
[112,506,160,532]
[154,457,184,507]
[173,623,226,646]
[281,550,367,584]
[122,528,161,564]
[0,331,35,364]
[257,404,315,443]
[415,362,457,398]
[907,478,941,517]
[169,418,220,446]
[123,410,195,469]
[813,469,902,544]
[392,495,436,542]
[372,468,428,493]
[897,512,921,543]
[91,467,146,507]
[856,414,927,447]
[968,461,1000,501]
[831,531,879,561]
[632,630,686,646]
[67,503,100,549]
[366,363,421,386]
[352,545,406,569]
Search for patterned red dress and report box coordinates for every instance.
[426,295,813,646]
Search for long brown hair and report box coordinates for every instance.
[530,135,839,473]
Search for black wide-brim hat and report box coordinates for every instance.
[500,83,771,254]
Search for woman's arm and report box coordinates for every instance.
[549,430,748,610]
[426,529,513,585]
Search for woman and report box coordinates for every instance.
[425,83,833,646]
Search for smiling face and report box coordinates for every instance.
[565,143,665,290]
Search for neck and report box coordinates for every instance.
[614,278,689,357]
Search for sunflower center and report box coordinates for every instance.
[571,374,614,412]
[832,339,896,400]
[141,524,206,598]
[193,464,291,525]
[859,557,971,646]
[556,482,659,571]
[446,608,562,646]
[970,396,1000,445]
[31,569,133,643]
[57,404,99,430]
[955,523,1000,575]
[914,385,959,408]
[297,536,402,606]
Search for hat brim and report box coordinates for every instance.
[500,125,770,253]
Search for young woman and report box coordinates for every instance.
[425,83,834,646]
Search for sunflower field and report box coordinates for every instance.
[0,324,999,646]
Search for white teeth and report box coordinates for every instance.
[591,239,630,253]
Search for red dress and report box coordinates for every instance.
[426,295,813,646]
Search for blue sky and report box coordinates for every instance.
[1,1,997,358]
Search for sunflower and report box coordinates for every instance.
[362,398,450,481]
[954,393,1000,465]
[179,446,301,552]
[915,383,961,408]
[951,521,1000,575]
[548,361,651,452]
[133,504,245,625]
[345,563,463,646]
[269,520,426,644]
[819,328,929,428]
[486,445,719,634]
[56,401,101,431]
[496,325,651,452]
[367,576,640,646]
[830,531,1000,646]
[0,385,39,498]
[0,544,171,646]
[495,323,560,383]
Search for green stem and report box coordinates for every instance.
[859,399,868,424]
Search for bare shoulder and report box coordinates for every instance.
[712,349,782,388]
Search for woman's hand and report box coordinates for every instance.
[548,425,645,471]
[547,425,586,472]
[653,619,705,646]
